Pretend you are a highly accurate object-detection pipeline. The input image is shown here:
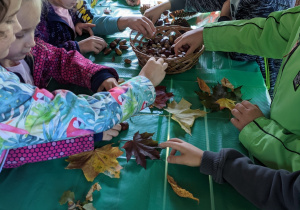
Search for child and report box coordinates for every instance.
[144,0,296,97]
[172,6,300,172]
[0,0,168,170]
[36,0,156,54]
[159,139,300,209]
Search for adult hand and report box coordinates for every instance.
[97,78,118,92]
[139,57,167,86]
[174,27,204,56]
[103,124,122,141]
[231,100,265,131]
[118,16,156,38]
[78,36,107,54]
[75,22,95,36]
[144,2,171,24]
[159,138,204,167]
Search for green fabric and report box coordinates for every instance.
[0,1,271,209]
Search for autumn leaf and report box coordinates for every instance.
[167,175,199,203]
[122,132,160,169]
[59,190,75,205]
[83,203,96,210]
[86,182,101,202]
[151,86,174,109]
[221,77,234,91]
[65,144,123,182]
[215,98,236,110]
[197,77,211,94]
[165,98,206,135]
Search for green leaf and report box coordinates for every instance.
[59,190,75,205]
[83,203,96,210]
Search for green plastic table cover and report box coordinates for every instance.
[0,1,271,210]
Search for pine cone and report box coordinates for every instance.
[170,9,197,18]
[140,4,151,15]
[172,18,190,28]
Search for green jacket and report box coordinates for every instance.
[203,6,300,172]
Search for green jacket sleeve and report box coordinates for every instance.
[239,117,300,172]
[203,6,300,59]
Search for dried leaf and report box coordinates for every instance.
[215,98,236,110]
[122,132,160,169]
[221,78,234,91]
[59,190,75,205]
[83,203,96,210]
[86,182,101,202]
[152,86,174,109]
[167,175,199,203]
[65,144,123,182]
[197,77,211,95]
[165,98,206,135]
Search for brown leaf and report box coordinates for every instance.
[221,78,234,91]
[122,132,160,169]
[152,86,174,109]
[165,98,206,135]
[167,175,199,203]
[86,182,101,202]
[197,77,211,95]
[65,144,123,182]
[215,98,236,110]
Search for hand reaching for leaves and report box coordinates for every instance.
[231,100,265,131]
[159,138,204,167]
[103,124,122,141]
[97,78,118,92]
[75,22,96,36]
[78,36,107,54]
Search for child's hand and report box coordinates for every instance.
[231,100,265,131]
[174,27,204,56]
[117,16,156,38]
[78,36,107,54]
[103,124,122,141]
[139,57,167,87]
[159,138,204,167]
[75,22,96,36]
[97,78,118,92]
[144,2,171,24]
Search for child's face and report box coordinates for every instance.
[5,0,41,61]
[0,0,22,59]
[51,0,78,9]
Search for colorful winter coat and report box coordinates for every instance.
[203,6,300,171]
[35,2,82,51]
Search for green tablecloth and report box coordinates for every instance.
[0,1,271,209]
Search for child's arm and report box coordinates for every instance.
[32,38,117,90]
[159,139,300,209]
[0,57,166,152]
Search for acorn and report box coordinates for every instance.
[124,58,132,64]
[119,45,129,50]
[114,38,121,44]
[110,41,117,49]
[119,39,127,45]
[115,48,122,56]
[103,47,112,55]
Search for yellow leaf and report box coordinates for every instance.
[197,77,211,94]
[86,182,101,202]
[65,144,123,182]
[215,98,236,110]
[221,78,234,91]
[165,98,206,135]
[167,175,199,203]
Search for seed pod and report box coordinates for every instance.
[115,48,122,56]
[119,45,129,50]
[110,41,117,49]
[124,58,132,64]
[114,38,121,44]
[120,122,129,130]
[103,47,112,55]
[119,39,127,45]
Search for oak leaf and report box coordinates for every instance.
[165,98,206,135]
[215,98,236,110]
[197,77,211,94]
[65,144,123,182]
[86,182,101,202]
[167,175,199,203]
[151,86,174,109]
[122,132,160,169]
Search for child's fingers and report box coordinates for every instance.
[159,141,182,152]
[170,148,177,156]
[230,118,240,129]
[185,46,197,56]
[143,16,156,35]
[241,100,254,108]
[156,58,164,64]
[231,108,242,120]
[167,155,182,165]
[235,103,247,113]
[168,138,185,143]
[162,63,168,71]
[112,124,122,131]
[86,27,94,36]
[148,57,156,62]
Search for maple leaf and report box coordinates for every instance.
[65,144,123,182]
[165,98,206,135]
[151,86,174,109]
[167,175,199,203]
[197,77,211,94]
[215,98,236,110]
[86,182,101,202]
[122,132,160,169]
[221,77,234,91]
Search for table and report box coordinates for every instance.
[0,1,271,209]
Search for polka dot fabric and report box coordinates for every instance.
[4,135,94,168]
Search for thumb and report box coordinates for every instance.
[76,27,83,36]
[87,27,94,36]
[167,155,181,165]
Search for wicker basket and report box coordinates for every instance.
[130,25,204,74]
